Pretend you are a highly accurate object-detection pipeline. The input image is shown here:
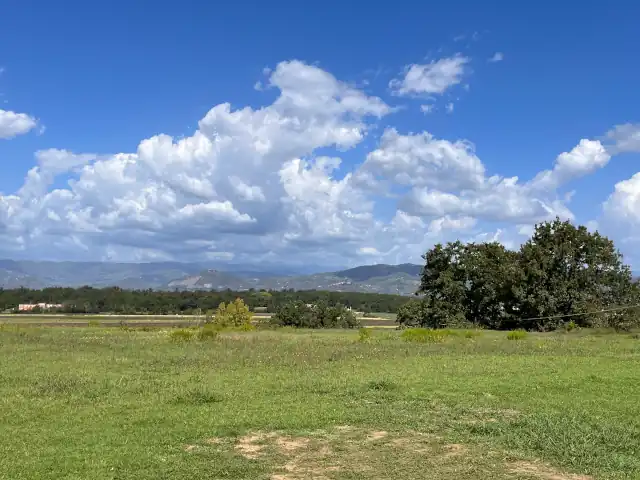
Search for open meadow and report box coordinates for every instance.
[0,326,639,479]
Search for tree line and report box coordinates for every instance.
[399,218,640,331]
[0,287,406,315]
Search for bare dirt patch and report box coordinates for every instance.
[367,430,388,441]
[443,443,467,457]
[275,436,311,453]
[509,461,593,480]
[235,432,278,459]
[194,428,593,479]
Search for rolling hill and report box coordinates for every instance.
[0,261,422,295]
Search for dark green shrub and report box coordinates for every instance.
[270,301,360,329]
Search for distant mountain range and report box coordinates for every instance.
[0,260,422,295]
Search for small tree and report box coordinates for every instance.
[213,298,252,328]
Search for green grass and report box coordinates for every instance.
[0,327,639,479]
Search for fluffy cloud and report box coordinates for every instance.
[0,61,400,265]
[390,55,469,96]
[488,52,504,63]
[355,128,485,192]
[530,139,611,190]
[0,59,624,267]
[360,132,608,225]
[0,109,38,139]
[605,123,640,154]
[603,173,640,225]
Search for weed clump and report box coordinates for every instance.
[169,328,196,342]
[507,330,528,341]
[173,388,224,405]
[366,379,399,392]
[564,320,579,332]
[358,327,372,343]
[401,328,446,343]
[197,324,219,341]
[462,329,483,339]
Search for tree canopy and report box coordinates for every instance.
[400,218,639,331]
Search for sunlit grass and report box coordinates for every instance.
[0,327,638,479]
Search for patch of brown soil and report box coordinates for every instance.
[276,436,310,453]
[235,432,277,459]
[509,461,593,480]
[205,437,221,445]
[443,443,467,457]
[184,444,197,452]
[271,457,341,480]
[367,430,388,441]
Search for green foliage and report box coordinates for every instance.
[168,328,195,342]
[507,330,527,340]
[366,379,399,392]
[0,286,406,316]
[565,320,578,332]
[270,300,360,329]
[87,320,100,327]
[462,329,483,339]
[403,218,639,331]
[514,219,636,330]
[212,298,252,328]
[172,388,224,405]
[196,324,219,341]
[358,327,372,343]
[401,328,447,343]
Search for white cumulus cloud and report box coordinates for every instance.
[0,109,38,139]
[390,55,469,96]
[605,123,640,154]
[0,58,628,267]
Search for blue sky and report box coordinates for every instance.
[1,0,640,268]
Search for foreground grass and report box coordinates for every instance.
[0,327,639,479]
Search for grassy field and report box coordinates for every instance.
[0,327,639,479]
[0,314,398,328]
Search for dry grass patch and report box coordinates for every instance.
[366,430,388,441]
[235,432,279,459]
[221,428,488,479]
[509,461,593,480]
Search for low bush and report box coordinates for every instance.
[169,328,195,342]
[565,320,579,332]
[269,301,360,329]
[507,329,528,340]
[358,327,372,343]
[196,324,219,341]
